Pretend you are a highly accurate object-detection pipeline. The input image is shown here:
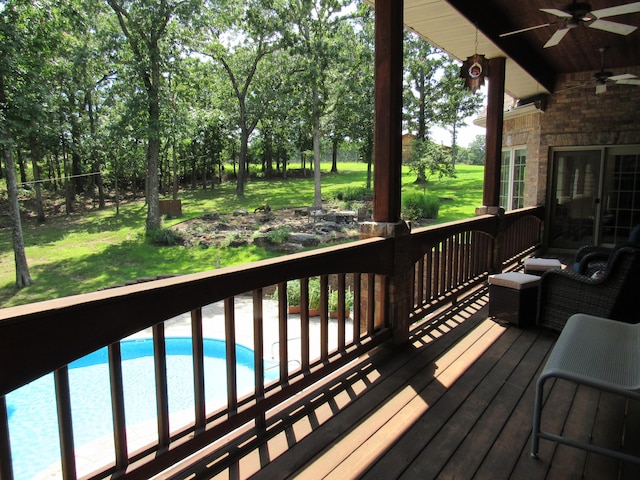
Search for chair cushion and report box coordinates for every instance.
[525,258,563,272]
[488,272,541,290]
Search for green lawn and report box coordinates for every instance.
[0,163,483,308]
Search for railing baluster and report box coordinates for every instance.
[416,258,423,308]
[54,366,77,480]
[108,342,128,470]
[426,249,433,303]
[320,275,329,360]
[463,230,471,281]
[366,273,375,335]
[191,308,205,431]
[353,273,362,341]
[152,324,170,448]
[300,278,310,369]
[253,290,265,429]
[337,273,346,351]
[253,290,265,395]
[445,237,453,291]
[224,298,237,415]
[435,243,441,297]
[0,395,13,480]
[277,284,288,381]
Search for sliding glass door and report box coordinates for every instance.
[547,149,602,249]
[547,145,640,249]
[600,147,640,245]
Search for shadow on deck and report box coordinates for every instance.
[161,284,640,480]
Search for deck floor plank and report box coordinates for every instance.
[358,322,518,479]
[396,326,539,479]
[472,329,556,480]
[322,320,508,480]
[439,328,555,479]
[163,286,638,480]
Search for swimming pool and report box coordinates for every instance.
[6,337,276,480]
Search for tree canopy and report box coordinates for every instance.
[1,0,485,288]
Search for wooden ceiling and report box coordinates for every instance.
[368,0,640,99]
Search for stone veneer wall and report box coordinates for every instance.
[502,66,640,208]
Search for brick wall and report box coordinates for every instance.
[502,66,640,207]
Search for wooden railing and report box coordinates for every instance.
[0,207,543,480]
[406,207,543,323]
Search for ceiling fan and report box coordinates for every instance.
[500,1,640,48]
[591,47,640,93]
[560,47,640,93]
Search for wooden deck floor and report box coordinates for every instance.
[164,286,640,480]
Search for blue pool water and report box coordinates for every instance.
[6,338,277,480]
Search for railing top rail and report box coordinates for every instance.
[0,236,393,397]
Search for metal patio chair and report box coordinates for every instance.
[531,313,640,464]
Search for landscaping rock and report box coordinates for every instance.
[170,207,363,253]
[288,233,320,247]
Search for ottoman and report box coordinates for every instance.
[488,272,541,327]
[524,258,563,276]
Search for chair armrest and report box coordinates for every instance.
[575,245,611,262]
[537,269,620,331]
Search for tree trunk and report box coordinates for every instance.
[236,128,249,198]
[172,140,178,200]
[87,86,105,209]
[312,83,322,209]
[16,149,27,185]
[313,126,322,208]
[330,138,338,173]
[1,72,33,288]
[29,136,46,222]
[451,122,458,170]
[69,91,84,195]
[365,138,373,190]
[4,147,33,288]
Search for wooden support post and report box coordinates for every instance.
[373,0,403,223]
[368,0,410,345]
[482,56,506,210]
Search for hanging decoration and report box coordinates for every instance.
[460,26,488,94]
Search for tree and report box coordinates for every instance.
[0,1,41,288]
[197,0,287,197]
[466,134,486,165]
[406,138,454,185]
[403,32,444,183]
[106,0,200,230]
[338,2,374,188]
[436,60,484,169]
[287,0,351,209]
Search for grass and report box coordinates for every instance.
[0,162,483,308]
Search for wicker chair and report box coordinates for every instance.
[573,224,640,275]
[537,246,640,332]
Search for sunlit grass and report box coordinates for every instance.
[0,162,483,307]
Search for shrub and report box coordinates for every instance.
[336,186,372,202]
[273,277,321,310]
[402,193,440,221]
[329,287,354,312]
[146,228,182,246]
[267,226,292,244]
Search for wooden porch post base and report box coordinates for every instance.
[475,205,504,216]
[360,221,411,345]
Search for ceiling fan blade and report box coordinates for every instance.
[588,19,637,35]
[540,8,572,18]
[499,23,552,37]
[544,27,570,48]
[591,2,640,18]
[596,83,607,94]
[608,73,637,81]
[616,79,640,85]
